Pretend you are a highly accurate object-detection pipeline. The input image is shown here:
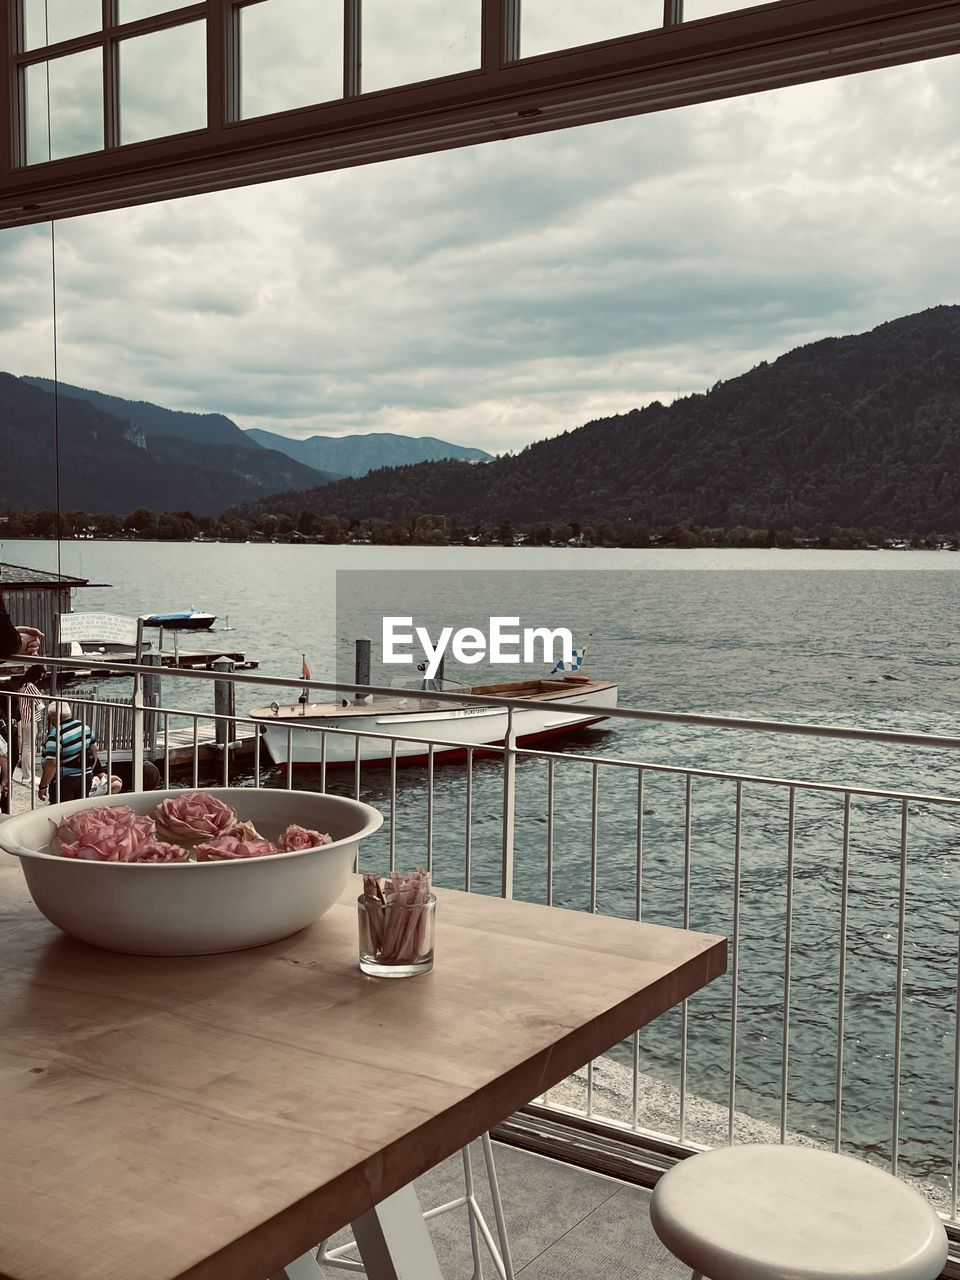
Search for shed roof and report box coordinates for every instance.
[0,561,90,587]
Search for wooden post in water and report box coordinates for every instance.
[355,637,371,702]
[213,657,236,749]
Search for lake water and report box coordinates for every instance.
[3,540,959,1192]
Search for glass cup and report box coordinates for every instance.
[358,892,436,978]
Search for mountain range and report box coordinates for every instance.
[2,377,335,515]
[249,306,960,536]
[4,378,489,515]
[246,428,491,476]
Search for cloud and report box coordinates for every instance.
[3,49,958,456]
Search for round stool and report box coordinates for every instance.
[649,1145,948,1280]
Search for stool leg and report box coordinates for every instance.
[480,1134,516,1280]
[462,1143,485,1280]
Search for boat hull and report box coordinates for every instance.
[251,682,618,768]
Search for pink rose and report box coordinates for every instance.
[56,805,155,847]
[155,792,237,840]
[277,825,332,852]
[224,819,264,841]
[58,809,159,861]
[196,834,278,861]
[60,837,122,862]
[123,841,190,864]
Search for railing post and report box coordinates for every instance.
[213,657,236,749]
[500,707,516,899]
[142,651,162,758]
[131,673,145,793]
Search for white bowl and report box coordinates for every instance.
[0,787,383,955]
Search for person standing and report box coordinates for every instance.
[17,676,44,789]
[37,702,98,804]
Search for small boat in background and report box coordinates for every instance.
[142,609,217,631]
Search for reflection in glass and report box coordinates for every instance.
[24,49,103,164]
[119,21,206,144]
[240,0,342,118]
[684,0,772,18]
[21,0,100,52]
[118,0,188,20]
[362,0,480,94]
[520,0,661,58]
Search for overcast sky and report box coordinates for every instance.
[3,34,958,455]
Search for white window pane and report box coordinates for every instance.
[119,21,207,144]
[22,0,100,51]
[362,0,480,94]
[118,0,189,19]
[240,0,342,119]
[684,0,773,19]
[521,0,662,58]
[24,49,103,164]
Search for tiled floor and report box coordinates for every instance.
[319,1141,688,1279]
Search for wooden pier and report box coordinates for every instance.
[158,723,259,767]
[121,648,258,671]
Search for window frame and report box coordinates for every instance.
[1,0,959,227]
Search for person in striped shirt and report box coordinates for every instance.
[37,702,99,804]
[16,675,44,789]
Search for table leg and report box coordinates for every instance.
[350,1184,446,1280]
[269,1249,324,1279]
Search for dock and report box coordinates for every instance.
[122,648,258,671]
[158,722,259,767]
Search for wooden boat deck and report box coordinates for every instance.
[252,679,616,721]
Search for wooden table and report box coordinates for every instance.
[0,864,725,1280]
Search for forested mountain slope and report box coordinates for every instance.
[251,306,960,534]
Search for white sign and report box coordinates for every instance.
[58,612,140,646]
[382,616,574,679]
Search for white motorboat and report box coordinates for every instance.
[141,609,216,631]
[249,676,618,768]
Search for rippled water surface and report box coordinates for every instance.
[5,541,959,1191]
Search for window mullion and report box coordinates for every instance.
[483,0,521,71]
[208,0,233,128]
[1,2,16,174]
[344,0,360,97]
[103,0,118,148]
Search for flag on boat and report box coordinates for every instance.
[302,656,312,680]
[551,648,586,674]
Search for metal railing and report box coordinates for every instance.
[2,653,959,1240]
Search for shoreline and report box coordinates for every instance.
[3,533,958,551]
[546,1054,952,1214]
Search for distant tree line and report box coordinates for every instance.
[3,507,958,551]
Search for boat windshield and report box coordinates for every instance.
[388,676,472,695]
